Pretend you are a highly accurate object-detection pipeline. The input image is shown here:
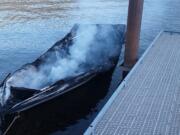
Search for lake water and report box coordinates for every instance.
[0,0,180,134]
[0,0,128,81]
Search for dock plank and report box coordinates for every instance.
[84,31,180,135]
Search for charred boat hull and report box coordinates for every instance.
[0,24,125,134]
[2,66,115,135]
[0,24,125,114]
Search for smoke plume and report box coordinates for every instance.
[0,24,121,105]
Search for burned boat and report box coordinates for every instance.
[0,24,125,116]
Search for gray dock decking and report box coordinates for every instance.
[84,31,180,135]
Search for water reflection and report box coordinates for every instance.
[140,0,180,53]
[0,0,128,27]
[0,0,128,81]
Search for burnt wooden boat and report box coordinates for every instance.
[0,24,125,118]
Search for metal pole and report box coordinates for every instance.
[124,0,144,69]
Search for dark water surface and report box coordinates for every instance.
[0,0,180,134]
[0,0,128,80]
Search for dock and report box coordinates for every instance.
[84,31,180,135]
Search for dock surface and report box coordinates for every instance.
[84,31,180,135]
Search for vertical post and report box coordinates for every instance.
[124,0,144,69]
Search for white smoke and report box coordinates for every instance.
[49,25,97,83]
[0,24,121,105]
[5,25,98,88]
